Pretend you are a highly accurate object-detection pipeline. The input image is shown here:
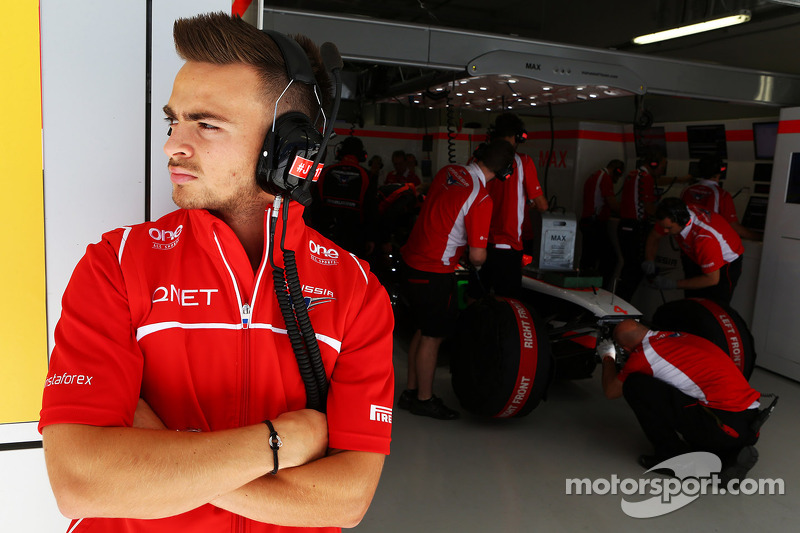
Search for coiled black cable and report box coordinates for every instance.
[271,265,322,410]
[446,88,456,163]
[268,197,327,412]
[279,197,327,409]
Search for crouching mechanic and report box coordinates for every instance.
[398,139,515,420]
[39,13,394,533]
[642,197,744,305]
[601,319,761,483]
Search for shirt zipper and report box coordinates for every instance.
[212,231,269,429]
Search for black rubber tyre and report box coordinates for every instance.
[448,297,553,418]
[652,297,756,379]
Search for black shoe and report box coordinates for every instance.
[410,395,460,420]
[638,455,675,476]
[398,389,417,410]
[719,446,759,485]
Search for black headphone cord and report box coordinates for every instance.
[268,196,326,412]
[279,197,328,410]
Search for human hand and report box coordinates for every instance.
[271,409,329,469]
[596,338,616,361]
[133,398,167,430]
[641,260,656,276]
[649,275,677,290]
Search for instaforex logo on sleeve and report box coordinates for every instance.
[565,452,784,518]
[45,373,94,387]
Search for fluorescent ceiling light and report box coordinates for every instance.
[632,10,751,45]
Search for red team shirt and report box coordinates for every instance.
[385,169,421,187]
[618,330,760,412]
[581,167,616,220]
[620,166,657,221]
[401,162,493,273]
[487,153,543,250]
[39,202,394,533]
[655,206,743,273]
[681,179,739,225]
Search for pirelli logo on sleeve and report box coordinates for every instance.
[369,404,392,424]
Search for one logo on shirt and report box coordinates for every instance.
[309,239,339,266]
[445,168,468,187]
[45,373,93,387]
[150,224,183,250]
[369,404,393,423]
[152,285,219,306]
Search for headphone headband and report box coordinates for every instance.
[255,30,342,206]
[262,30,316,85]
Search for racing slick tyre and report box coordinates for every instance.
[448,296,553,418]
[652,297,756,379]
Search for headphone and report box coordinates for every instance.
[488,114,527,145]
[698,155,727,178]
[608,160,625,178]
[473,142,514,181]
[495,161,514,181]
[335,137,367,162]
[255,30,342,206]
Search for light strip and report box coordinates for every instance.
[632,10,751,45]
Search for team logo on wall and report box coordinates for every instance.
[150,225,183,250]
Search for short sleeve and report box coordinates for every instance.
[39,237,144,433]
[326,271,395,454]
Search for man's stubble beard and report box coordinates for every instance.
[172,171,266,220]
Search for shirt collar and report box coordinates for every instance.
[467,161,487,186]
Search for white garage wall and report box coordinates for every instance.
[8,1,228,530]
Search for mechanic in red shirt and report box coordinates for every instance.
[474,113,548,298]
[579,159,624,288]
[615,150,665,301]
[601,319,761,482]
[385,149,421,187]
[643,197,744,305]
[39,13,393,533]
[305,136,378,259]
[399,139,515,419]
[681,154,761,241]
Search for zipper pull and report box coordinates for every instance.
[241,303,251,329]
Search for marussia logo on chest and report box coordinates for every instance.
[304,296,336,311]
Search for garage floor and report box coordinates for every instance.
[355,318,800,533]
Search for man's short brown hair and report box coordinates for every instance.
[173,12,332,120]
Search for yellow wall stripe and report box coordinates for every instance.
[0,2,48,425]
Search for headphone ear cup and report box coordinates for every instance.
[256,111,323,194]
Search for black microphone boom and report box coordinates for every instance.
[294,41,343,205]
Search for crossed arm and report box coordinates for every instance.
[42,403,384,528]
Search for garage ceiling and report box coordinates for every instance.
[262,0,800,122]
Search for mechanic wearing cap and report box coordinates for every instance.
[398,139,515,419]
[306,136,378,259]
[642,197,744,305]
[600,319,761,482]
[580,159,624,288]
[681,154,761,241]
[474,113,548,298]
